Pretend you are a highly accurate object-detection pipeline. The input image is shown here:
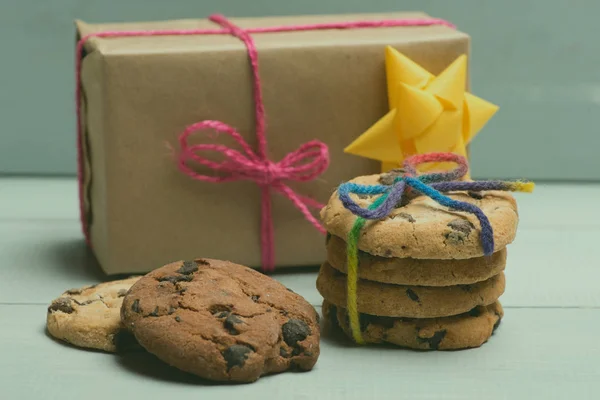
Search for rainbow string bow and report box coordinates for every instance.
[337,152,534,344]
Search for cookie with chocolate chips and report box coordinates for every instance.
[46,276,141,352]
[326,234,507,286]
[323,300,503,350]
[321,173,518,259]
[120,259,320,383]
[316,262,504,318]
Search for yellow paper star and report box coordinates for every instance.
[345,46,499,172]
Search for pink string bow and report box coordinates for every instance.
[76,14,455,272]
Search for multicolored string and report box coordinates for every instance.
[75,14,455,272]
[337,152,534,344]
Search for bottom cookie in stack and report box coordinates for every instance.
[322,300,503,351]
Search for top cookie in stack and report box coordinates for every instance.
[316,153,532,350]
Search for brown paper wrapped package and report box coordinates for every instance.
[76,12,470,274]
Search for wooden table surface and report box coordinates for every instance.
[1,178,599,399]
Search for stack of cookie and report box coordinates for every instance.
[317,169,520,350]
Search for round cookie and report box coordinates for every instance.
[316,262,505,318]
[323,300,503,350]
[320,173,519,259]
[326,234,507,286]
[46,276,141,352]
[121,258,320,383]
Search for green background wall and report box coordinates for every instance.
[1,0,597,180]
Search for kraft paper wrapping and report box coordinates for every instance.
[76,12,469,274]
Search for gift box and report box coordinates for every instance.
[75,12,471,275]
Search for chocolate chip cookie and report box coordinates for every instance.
[121,258,320,383]
[316,262,504,318]
[326,234,507,286]
[46,276,141,352]
[320,173,519,259]
[323,300,503,350]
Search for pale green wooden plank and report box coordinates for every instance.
[0,220,321,306]
[2,178,599,228]
[1,220,599,309]
[2,305,599,399]
[1,179,598,308]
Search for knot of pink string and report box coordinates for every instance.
[75,13,455,272]
[177,120,328,272]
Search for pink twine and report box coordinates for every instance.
[75,13,455,272]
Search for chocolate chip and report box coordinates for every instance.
[282,319,311,347]
[304,351,313,357]
[292,347,302,356]
[195,259,210,266]
[158,275,193,284]
[359,313,376,332]
[65,288,82,295]
[417,329,447,350]
[251,295,260,302]
[444,231,466,245]
[379,168,405,185]
[131,299,141,313]
[175,316,181,323]
[447,219,475,235]
[209,304,231,314]
[280,347,290,358]
[224,314,243,335]
[48,298,74,314]
[217,311,229,318]
[222,345,253,371]
[406,289,420,302]
[112,329,139,352]
[177,261,199,275]
[117,289,128,298]
[168,306,176,315]
[468,191,483,200]
[281,310,289,317]
[148,306,159,317]
[468,307,481,317]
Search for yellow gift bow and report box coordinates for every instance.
[344,46,499,172]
